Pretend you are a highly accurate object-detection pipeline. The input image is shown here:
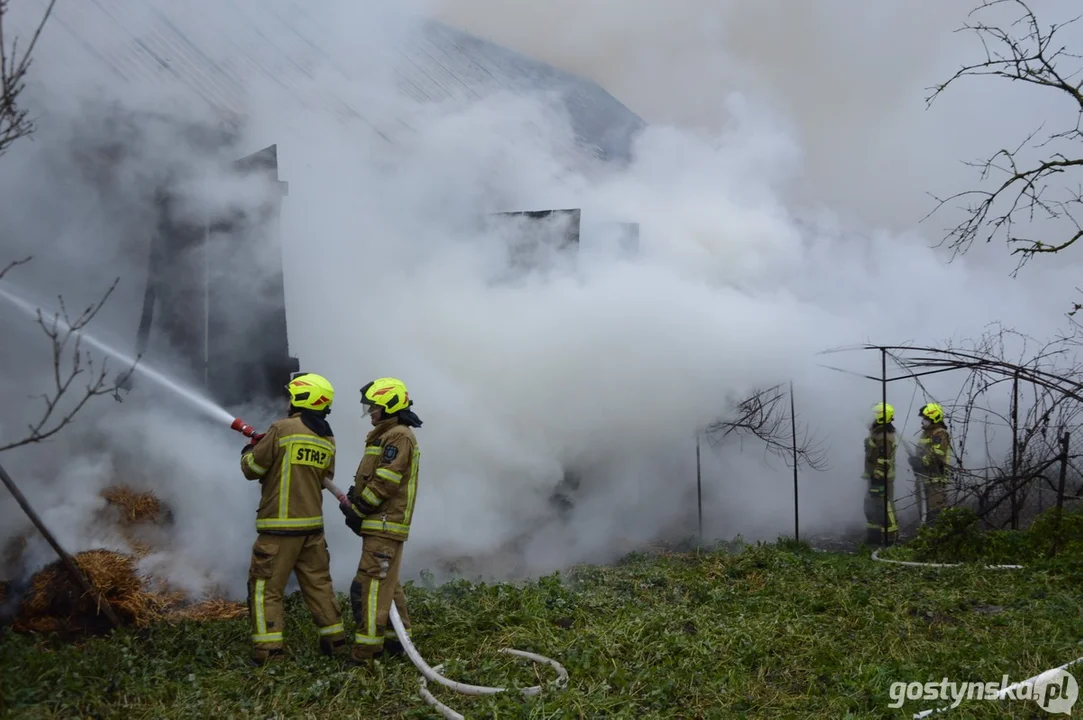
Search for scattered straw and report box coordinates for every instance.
[165,597,248,622]
[10,548,249,637]
[100,486,166,525]
[13,549,169,635]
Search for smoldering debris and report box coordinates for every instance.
[13,549,167,635]
[2,485,246,638]
[10,548,247,637]
[96,485,174,558]
[99,486,170,526]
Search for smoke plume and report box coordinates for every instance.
[1,0,1082,598]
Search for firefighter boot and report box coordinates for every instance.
[319,636,348,659]
[383,633,406,657]
[347,646,380,667]
[250,647,284,666]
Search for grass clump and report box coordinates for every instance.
[880,505,1083,574]
[2,540,1081,718]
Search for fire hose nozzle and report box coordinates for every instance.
[230,418,257,437]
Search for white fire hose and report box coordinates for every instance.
[388,603,569,719]
[870,548,1025,570]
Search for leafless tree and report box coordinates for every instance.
[0,0,56,158]
[924,0,1083,289]
[704,384,829,472]
[0,1,133,454]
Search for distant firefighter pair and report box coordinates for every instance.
[863,401,952,545]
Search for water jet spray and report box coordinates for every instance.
[0,285,349,505]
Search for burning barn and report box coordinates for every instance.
[6,1,645,526]
[8,0,644,415]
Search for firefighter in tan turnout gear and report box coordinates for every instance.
[240,372,347,665]
[863,402,899,546]
[340,377,423,663]
[913,402,952,525]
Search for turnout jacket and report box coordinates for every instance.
[863,424,897,487]
[241,415,336,534]
[916,425,951,482]
[347,417,420,542]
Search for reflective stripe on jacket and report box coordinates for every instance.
[863,424,896,485]
[917,425,951,482]
[351,418,420,541]
[241,415,336,534]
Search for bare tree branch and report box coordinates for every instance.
[0,0,57,158]
[923,0,1083,271]
[0,259,134,453]
[0,254,30,281]
[703,384,829,472]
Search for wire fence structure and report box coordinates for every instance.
[692,325,1083,550]
[815,325,1083,547]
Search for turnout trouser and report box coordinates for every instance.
[247,532,346,658]
[864,475,898,546]
[350,534,412,660]
[921,476,949,525]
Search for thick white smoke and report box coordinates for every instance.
[2,0,1083,600]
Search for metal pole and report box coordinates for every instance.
[1049,431,1071,558]
[1010,370,1020,530]
[790,381,799,541]
[1056,431,1070,513]
[881,348,889,547]
[0,460,121,628]
[695,433,703,541]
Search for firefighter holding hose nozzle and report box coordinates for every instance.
[912,402,952,526]
[239,372,347,665]
[340,376,423,665]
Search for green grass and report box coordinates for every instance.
[879,505,1083,569]
[2,539,1082,719]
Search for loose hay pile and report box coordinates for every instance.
[13,549,167,635]
[6,487,244,638]
[98,485,174,558]
[100,486,169,526]
[168,597,249,622]
[11,549,247,637]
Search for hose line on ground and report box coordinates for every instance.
[870,546,1080,718]
[389,604,569,719]
[911,652,1083,718]
[870,548,1024,569]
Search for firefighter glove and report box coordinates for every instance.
[240,433,266,455]
[343,512,363,537]
[340,487,365,536]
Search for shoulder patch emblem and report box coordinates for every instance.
[383,445,398,462]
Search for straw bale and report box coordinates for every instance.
[11,548,249,638]
[99,486,169,526]
[12,549,168,636]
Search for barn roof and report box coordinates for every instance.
[7,0,646,171]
